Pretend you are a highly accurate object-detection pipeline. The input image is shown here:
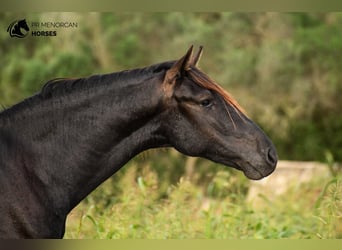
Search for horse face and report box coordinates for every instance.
[162,47,277,180]
[19,19,30,31]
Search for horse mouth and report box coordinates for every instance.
[241,165,266,180]
[224,160,273,180]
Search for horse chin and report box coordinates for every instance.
[223,160,271,180]
[241,167,265,180]
[241,163,276,180]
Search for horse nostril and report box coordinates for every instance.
[266,147,278,167]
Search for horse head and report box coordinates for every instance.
[160,46,277,180]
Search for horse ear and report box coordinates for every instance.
[191,46,203,67]
[164,45,194,84]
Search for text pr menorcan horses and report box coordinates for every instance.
[0,46,277,238]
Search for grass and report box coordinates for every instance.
[64,161,342,239]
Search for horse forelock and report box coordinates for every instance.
[186,67,246,115]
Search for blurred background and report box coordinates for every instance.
[1,12,341,238]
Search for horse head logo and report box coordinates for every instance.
[7,19,30,38]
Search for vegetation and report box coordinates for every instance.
[1,13,341,238]
[64,157,341,239]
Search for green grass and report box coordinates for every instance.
[64,163,342,239]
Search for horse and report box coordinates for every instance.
[0,46,277,238]
[7,19,30,38]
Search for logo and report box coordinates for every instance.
[7,19,30,38]
[7,18,79,39]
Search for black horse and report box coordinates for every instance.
[0,46,277,238]
[7,19,30,38]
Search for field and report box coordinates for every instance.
[64,154,341,239]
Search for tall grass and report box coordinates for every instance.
[65,162,341,239]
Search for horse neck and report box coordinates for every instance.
[1,74,167,215]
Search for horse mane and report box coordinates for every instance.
[40,78,84,98]
[40,61,175,99]
[187,67,246,115]
[39,61,244,117]
[1,60,244,120]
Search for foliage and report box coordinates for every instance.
[64,162,342,239]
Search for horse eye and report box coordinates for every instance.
[200,99,212,107]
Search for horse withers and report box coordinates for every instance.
[0,46,277,238]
